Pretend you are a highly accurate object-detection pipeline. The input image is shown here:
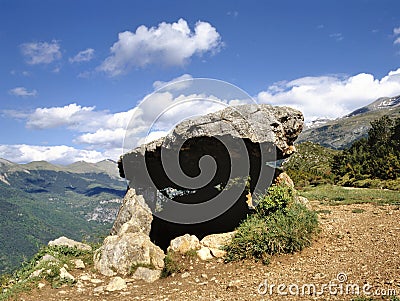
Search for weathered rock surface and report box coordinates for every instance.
[132,267,162,283]
[196,247,213,261]
[105,276,127,292]
[200,231,236,249]
[167,234,201,254]
[48,236,92,251]
[111,188,152,236]
[59,267,75,282]
[93,232,164,277]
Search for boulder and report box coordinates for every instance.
[196,247,213,261]
[94,232,165,277]
[167,234,201,254]
[132,267,162,283]
[105,276,127,292]
[48,236,91,251]
[59,267,75,282]
[111,188,152,236]
[200,231,236,249]
[274,171,295,188]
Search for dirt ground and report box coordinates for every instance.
[18,201,400,301]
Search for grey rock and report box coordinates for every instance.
[59,267,75,282]
[105,276,127,292]
[132,267,161,283]
[94,232,165,277]
[74,259,85,269]
[48,236,92,251]
[120,104,303,173]
[111,188,153,236]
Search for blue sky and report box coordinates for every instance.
[1,0,400,164]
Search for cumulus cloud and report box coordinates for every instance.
[257,68,400,121]
[394,27,400,35]
[0,144,106,165]
[20,40,62,65]
[69,48,95,63]
[152,74,193,91]
[26,103,98,130]
[98,19,222,76]
[9,87,37,97]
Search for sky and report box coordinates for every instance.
[1,0,400,164]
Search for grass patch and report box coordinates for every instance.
[160,251,184,278]
[224,184,319,264]
[352,208,365,214]
[299,184,400,206]
[316,209,332,214]
[0,244,94,300]
[129,263,155,275]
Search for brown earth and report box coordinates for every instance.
[18,202,400,301]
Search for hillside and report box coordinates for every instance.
[298,95,400,149]
[0,159,126,274]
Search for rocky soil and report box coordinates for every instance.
[17,201,400,301]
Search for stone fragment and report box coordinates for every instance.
[168,234,201,254]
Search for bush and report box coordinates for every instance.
[224,184,319,264]
[160,251,183,278]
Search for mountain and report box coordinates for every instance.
[298,95,400,149]
[0,159,126,274]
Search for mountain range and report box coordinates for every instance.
[0,159,126,274]
[298,95,400,149]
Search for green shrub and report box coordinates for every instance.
[160,251,183,278]
[224,184,319,264]
[255,184,293,216]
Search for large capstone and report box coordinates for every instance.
[116,104,303,250]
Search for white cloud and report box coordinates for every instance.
[394,37,400,45]
[69,48,95,63]
[20,40,62,65]
[329,33,343,41]
[9,87,37,97]
[26,103,98,130]
[257,68,400,122]
[0,144,106,165]
[98,18,222,76]
[394,27,400,35]
[74,128,127,149]
[152,74,193,91]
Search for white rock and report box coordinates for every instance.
[59,267,75,282]
[200,231,236,249]
[80,275,91,281]
[181,272,190,278]
[48,236,92,251]
[38,283,45,289]
[74,259,85,269]
[132,267,161,283]
[209,247,227,258]
[168,234,201,254]
[196,247,213,261]
[29,268,43,278]
[106,276,127,292]
[93,286,105,294]
[94,232,165,277]
[90,278,103,284]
